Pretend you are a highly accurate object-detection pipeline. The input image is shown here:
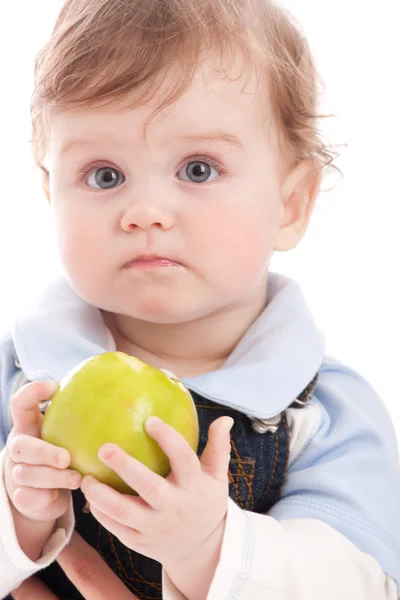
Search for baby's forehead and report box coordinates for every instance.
[50,59,274,145]
[189,56,267,104]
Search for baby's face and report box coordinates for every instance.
[46,58,288,323]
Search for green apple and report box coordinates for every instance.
[41,352,199,494]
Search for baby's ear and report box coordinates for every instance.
[40,167,51,204]
[274,159,322,252]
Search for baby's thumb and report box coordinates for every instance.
[200,416,234,481]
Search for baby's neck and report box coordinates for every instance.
[102,293,267,379]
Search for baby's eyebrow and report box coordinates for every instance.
[58,131,244,157]
[180,131,244,150]
[59,138,105,157]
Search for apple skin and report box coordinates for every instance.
[41,352,199,494]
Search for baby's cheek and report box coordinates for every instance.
[57,237,110,306]
[209,223,273,292]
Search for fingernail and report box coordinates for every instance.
[58,450,70,467]
[83,475,95,485]
[98,445,115,461]
[47,381,59,394]
[69,472,82,488]
[82,501,91,514]
[145,416,162,429]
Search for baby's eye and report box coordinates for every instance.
[86,167,126,190]
[177,161,219,184]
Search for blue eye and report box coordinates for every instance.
[86,167,125,190]
[177,161,219,184]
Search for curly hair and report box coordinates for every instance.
[31,0,341,185]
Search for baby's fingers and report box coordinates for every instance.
[8,434,71,468]
[11,575,59,600]
[200,417,234,481]
[11,381,59,437]
[13,487,70,522]
[12,465,82,490]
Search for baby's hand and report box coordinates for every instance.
[81,415,233,599]
[4,381,82,523]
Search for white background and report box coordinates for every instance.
[0,2,399,443]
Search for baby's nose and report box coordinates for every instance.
[120,203,174,232]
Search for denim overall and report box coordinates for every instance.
[9,375,318,600]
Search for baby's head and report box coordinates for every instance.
[32,0,338,325]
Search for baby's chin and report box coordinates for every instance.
[69,275,222,325]
[128,300,217,325]
[101,292,214,326]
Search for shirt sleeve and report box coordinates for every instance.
[0,331,19,447]
[268,359,400,591]
[210,500,398,599]
[0,332,75,597]
[162,359,400,599]
[162,498,397,599]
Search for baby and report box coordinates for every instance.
[1,0,399,599]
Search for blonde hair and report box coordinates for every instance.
[31,0,341,184]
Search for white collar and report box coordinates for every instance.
[12,272,325,419]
